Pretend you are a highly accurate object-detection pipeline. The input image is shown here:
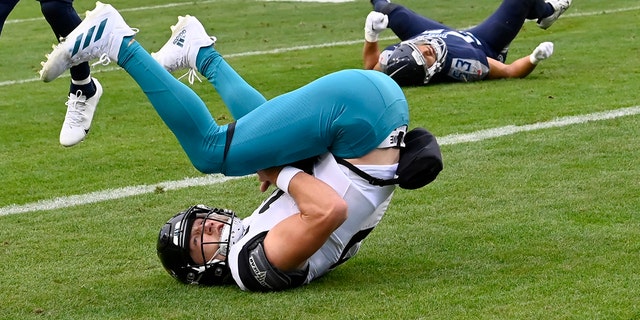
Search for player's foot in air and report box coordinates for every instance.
[537,0,572,29]
[59,78,103,146]
[39,1,137,82]
[151,15,216,83]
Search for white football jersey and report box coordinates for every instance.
[228,152,397,290]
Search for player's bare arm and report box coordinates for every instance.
[487,42,554,79]
[258,167,348,271]
[363,40,381,70]
[363,11,388,71]
[486,56,536,79]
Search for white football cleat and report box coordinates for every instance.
[151,15,216,74]
[537,0,572,30]
[59,78,103,147]
[40,1,137,82]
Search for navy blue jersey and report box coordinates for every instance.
[380,29,490,83]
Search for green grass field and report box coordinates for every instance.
[1,0,639,319]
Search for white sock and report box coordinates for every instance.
[71,76,92,86]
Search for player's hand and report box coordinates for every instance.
[257,167,281,192]
[364,11,389,42]
[529,42,554,65]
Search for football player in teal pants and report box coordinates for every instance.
[40,2,410,177]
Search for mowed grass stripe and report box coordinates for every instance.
[1,105,638,216]
[1,5,638,87]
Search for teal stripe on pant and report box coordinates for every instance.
[118,40,409,176]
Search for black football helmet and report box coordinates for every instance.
[382,36,448,86]
[156,204,244,286]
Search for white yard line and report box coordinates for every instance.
[1,105,639,216]
[438,106,640,145]
[0,175,246,216]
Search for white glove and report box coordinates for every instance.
[364,11,389,42]
[529,42,554,65]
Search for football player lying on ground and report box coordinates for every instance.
[1,0,103,146]
[39,2,444,291]
[363,0,572,86]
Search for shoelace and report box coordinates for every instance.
[164,52,202,85]
[64,91,88,126]
[88,28,140,67]
[178,68,202,85]
[92,53,112,67]
[175,36,217,85]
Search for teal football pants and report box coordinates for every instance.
[117,40,409,176]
